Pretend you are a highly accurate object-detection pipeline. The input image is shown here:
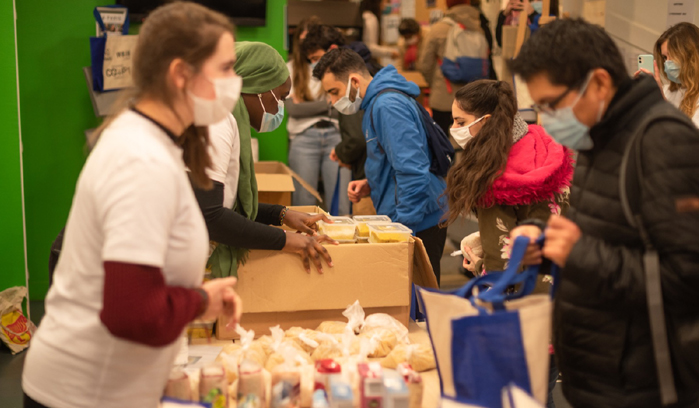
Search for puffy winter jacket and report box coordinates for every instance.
[556,76,699,407]
[360,65,447,233]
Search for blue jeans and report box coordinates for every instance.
[288,126,351,215]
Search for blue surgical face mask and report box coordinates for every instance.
[309,61,318,71]
[540,73,603,151]
[258,90,285,133]
[664,60,682,84]
[531,1,543,14]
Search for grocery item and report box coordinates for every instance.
[361,314,409,344]
[164,368,193,401]
[342,301,366,335]
[383,370,410,408]
[314,359,342,391]
[316,321,348,335]
[311,341,344,362]
[265,348,313,372]
[255,335,276,356]
[367,224,413,244]
[238,359,266,408]
[312,389,330,408]
[380,344,436,372]
[218,351,242,384]
[359,328,398,358]
[358,362,384,408]
[406,371,423,408]
[328,375,354,408]
[200,364,228,408]
[353,215,392,238]
[460,232,483,262]
[300,364,316,407]
[318,217,357,242]
[270,372,301,408]
[0,286,36,354]
[297,330,321,353]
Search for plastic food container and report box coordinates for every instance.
[368,223,413,244]
[319,217,358,242]
[353,215,392,238]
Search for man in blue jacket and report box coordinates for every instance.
[313,48,448,283]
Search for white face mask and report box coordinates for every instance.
[450,115,487,149]
[333,77,363,115]
[189,75,242,126]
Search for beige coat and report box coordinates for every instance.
[418,5,484,112]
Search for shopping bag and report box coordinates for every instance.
[417,236,557,408]
[90,34,138,91]
[502,384,545,408]
[0,286,37,355]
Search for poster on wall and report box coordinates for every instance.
[426,0,436,8]
[667,0,695,27]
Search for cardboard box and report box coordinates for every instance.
[255,161,322,206]
[216,207,438,339]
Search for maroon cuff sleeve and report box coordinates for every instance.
[100,261,202,347]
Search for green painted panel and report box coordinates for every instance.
[236,0,290,163]
[16,0,111,299]
[0,0,26,292]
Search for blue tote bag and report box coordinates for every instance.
[418,236,558,408]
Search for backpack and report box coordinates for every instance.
[369,89,455,178]
[619,105,699,405]
[439,17,490,84]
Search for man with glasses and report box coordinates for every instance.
[509,18,699,408]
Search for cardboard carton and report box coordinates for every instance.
[216,207,438,339]
[255,161,322,206]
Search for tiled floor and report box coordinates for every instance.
[0,219,571,407]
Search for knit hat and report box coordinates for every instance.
[234,41,289,94]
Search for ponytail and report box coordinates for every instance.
[444,80,517,224]
[180,126,213,189]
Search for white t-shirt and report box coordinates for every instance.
[286,61,337,137]
[362,11,397,59]
[22,110,209,408]
[663,84,699,127]
[207,114,241,208]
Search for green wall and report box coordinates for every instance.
[16,0,109,300]
[14,0,288,300]
[0,0,26,292]
[237,0,290,163]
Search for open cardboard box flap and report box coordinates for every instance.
[411,236,439,289]
[255,161,323,203]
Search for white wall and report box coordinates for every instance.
[563,0,699,74]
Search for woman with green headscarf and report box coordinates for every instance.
[193,42,336,278]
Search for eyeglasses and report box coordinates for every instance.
[530,73,594,115]
[531,87,574,114]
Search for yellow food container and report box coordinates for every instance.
[353,215,392,238]
[319,217,358,242]
[368,223,413,244]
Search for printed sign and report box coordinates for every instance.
[667,0,695,27]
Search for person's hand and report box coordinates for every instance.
[509,225,544,265]
[634,61,664,92]
[348,179,371,203]
[329,148,339,162]
[200,277,240,324]
[505,0,524,15]
[391,50,400,59]
[283,210,330,235]
[220,286,242,329]
[283,232,338,274]
[462,245,482,274]
[542,215,581,267]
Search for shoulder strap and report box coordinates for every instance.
[369,88,414,136]
[619,105,694,406]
